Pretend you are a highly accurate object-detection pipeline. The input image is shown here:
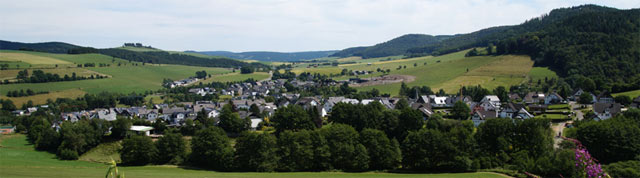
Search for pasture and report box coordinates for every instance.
[354,51,529,95]
[0,68,106,81]
[0,65,231,103]
[0,134,508,178]
[201,72,271,83]
[0,88,86,106]
[528,67,558,82]
[0,51,71,65]
[612,89,640,99]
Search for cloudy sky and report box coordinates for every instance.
[0,0,637,52]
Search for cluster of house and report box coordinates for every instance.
[189,79,332,98]
[167,78,199,88]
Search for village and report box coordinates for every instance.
[6,74,639,137]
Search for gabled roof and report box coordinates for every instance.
[546,92,564,101]
[473,110,497,120]
[596,91,613,100]
[593,102,621,114]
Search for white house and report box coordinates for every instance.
[130,125,154,136]
[481,95,501,107]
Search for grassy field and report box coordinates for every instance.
[353,51,533,95]
[0,65,231,100]
[0,68,105,81]
[199,72,271,83]
[528,67,558,82]
[0,51,71,67]
[0,134,507,178]
[434,55,532,93]
[0,88,86,106]
[612,89,640,99]
[534,114,571,120]
[0,50,135,67]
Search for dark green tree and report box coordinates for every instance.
[359,129,401,170]
[451,101,471,120]
[120,135,157,165]
[271,104,315,134]
[154,129,186,165]
[190,127,234,171]
[234,132,278,172]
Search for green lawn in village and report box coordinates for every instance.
[0,134,507,178]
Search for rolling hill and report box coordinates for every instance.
[0,40,81,54]
[331,5,640,93]
[189,50,338,62]
[331,34,453,58]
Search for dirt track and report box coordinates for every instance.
[349,74,416,87]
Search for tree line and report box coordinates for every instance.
[1,69,107,85]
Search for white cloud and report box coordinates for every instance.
[0,0,637,52]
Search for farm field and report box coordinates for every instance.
[202,72,271,83]
[0,68,106,81]
[528,67,558,82]
[0,134,508,178]
[612,89,640,99]
[352,51,533,95]
[0,50,135,67]
[0,88,86,106]
[0,65,231,103]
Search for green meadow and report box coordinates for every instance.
[0,134,508,178]
[612,89,640,99]
[348,51,533,95]
[0,50,247,104]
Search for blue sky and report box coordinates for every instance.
[0,0,637,52]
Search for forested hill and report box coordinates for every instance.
[0,40,81,53]
[189,50,338,62]
[330,34,453,58]
[489,5,640,93]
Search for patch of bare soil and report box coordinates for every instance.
[349,74,416,87]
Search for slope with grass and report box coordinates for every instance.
[198,72,271,83]
[0,65,231,104]
[612,90,640,99]
[0,134,508,178]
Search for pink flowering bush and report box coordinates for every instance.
[564,137,610,178]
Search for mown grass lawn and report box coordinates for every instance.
[0,134,508,178]
[534,114,571,120]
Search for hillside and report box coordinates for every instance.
[331,34,453,58]
[0,50,271,105]
[332,5,640,93]
[190,50,338,62]
[0,40,81,54]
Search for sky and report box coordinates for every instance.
[0,0,638,52]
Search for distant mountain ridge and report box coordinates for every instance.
[188,50,338,62]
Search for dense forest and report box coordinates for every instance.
[0,40,81,53]
[191,50,338,62]
[492,5,640,92]
[330,34,453,58]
